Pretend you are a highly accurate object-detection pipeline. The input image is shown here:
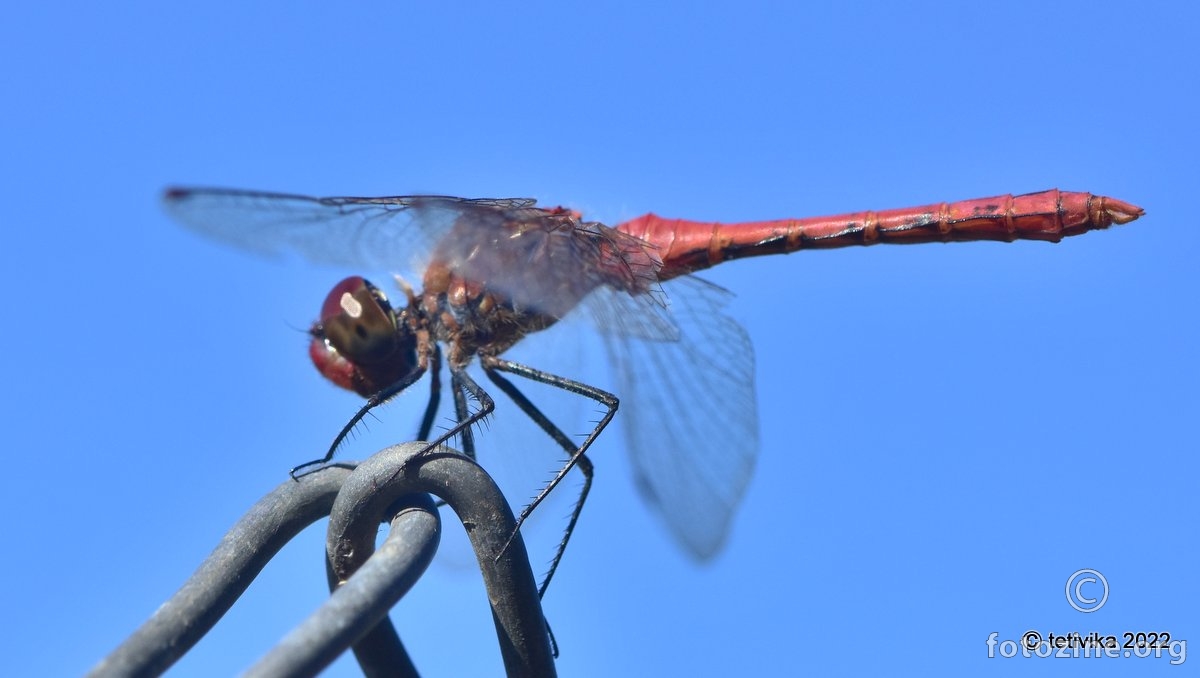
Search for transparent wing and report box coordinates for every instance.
[600,275,759,559]
[164,187,678,326]
[163,187,537,276]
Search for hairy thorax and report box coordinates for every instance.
[420,263,565,366]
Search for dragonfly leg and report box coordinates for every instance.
[290,366,430,479]
[450,368,478,461]
[415,345,443,442]
[482,357,617,598]
[384,366,496,486]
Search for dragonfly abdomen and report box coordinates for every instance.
[620,189,1143,281]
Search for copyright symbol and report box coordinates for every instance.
[1065,568,1109,613]
[1022,630,1042,650]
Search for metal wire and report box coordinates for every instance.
[89,442,556,677]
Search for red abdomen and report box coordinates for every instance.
[617,189,1144,282]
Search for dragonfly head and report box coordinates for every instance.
[308,276,419,397]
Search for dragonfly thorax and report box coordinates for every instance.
[419,262,559,367]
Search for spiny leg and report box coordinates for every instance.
[415,345,443,442]
[385,365,495,485]
[483,357,617,598]
[483,367,595,598]
[290,366,429,479]
[450,368,478,461]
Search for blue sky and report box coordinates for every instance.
[3,2,1195,675]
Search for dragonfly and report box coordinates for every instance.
[164,187,1142,594]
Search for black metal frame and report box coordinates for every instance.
[89,442,556,678]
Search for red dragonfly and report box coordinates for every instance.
[165,187,1142,592]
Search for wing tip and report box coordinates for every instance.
[162,186,192,204]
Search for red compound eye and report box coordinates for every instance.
[308,276,416,396]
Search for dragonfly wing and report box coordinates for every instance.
[163,187,537,275]
[602,274,759,559]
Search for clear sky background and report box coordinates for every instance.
[3,2,1195,676]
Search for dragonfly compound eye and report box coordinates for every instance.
[308,276,419,396]
[316,277,401,364]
